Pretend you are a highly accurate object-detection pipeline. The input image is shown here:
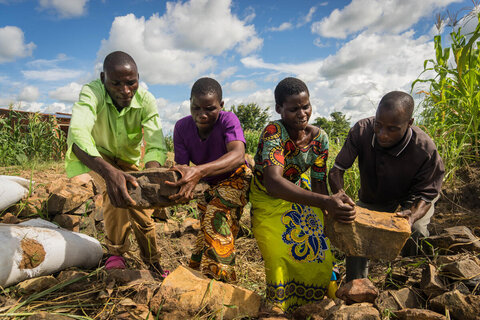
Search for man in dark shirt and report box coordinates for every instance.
[328,91,445,282]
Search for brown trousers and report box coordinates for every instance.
[89,154,160,265]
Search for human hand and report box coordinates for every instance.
[396,209,413,226]
[104,168,138,208]
[166,165,202,203]
[325,191,356,224]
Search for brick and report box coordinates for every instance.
[127,168,208,208]
[126,168,179,208]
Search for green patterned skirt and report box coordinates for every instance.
[250,174,334,312]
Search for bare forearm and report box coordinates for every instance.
[72,144,117,179]
[196,149,244,179]
[264,175,330,209]
[73,144,138,207]
[328,167,345,194]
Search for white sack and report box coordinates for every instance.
[0,219,103,287]
[0,175,32,211]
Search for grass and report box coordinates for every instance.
[0,268,105,319]
[0,109,67,167]
[412,13,480,182]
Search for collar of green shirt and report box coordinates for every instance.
[104,86,143,113]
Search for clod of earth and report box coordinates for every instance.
[19,238,46,269]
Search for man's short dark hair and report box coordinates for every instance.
[274,77,309,106]
[103,51,137,72]
[378,91,414,120]
[190,77,222,101]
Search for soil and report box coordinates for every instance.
[1,160,479,318]
[430,165,480,236]
[19,238,46,269]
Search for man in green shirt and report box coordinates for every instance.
[65,51,167,273]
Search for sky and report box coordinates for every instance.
[0,0,478,134]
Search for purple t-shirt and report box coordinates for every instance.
[173,111,246,185]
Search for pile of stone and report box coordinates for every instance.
[317,225,480,320]
[2,170,480,319]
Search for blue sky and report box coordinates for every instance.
[0,0,477,134]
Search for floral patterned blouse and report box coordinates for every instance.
[253,120,329,186]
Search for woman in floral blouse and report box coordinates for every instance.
[249,77,355,312]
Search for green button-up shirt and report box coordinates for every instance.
[65,79,167,178]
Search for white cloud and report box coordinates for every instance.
[27,54,69,68]
[270,6,317,32]
[139,81,149,90]
[215,67,237,82]
[311,0,462,39]
[241,56,323,82]
[43,102,71,114]
[10,101,71,114]
[316,31,434,120]
[18,86,39,101]
[49,82,82,102]
[14,101,45,112]
[313,38,328,48]
[22,68,84,81]
[39,0,88,18]
[96,0,262,85]
[0,26,35,63]
[243,6,256,23]
[226,89,275,111]
[227,79,256,92]
[269,22,293,32]
[242,29,435,123]
[156,99,191,135]
[456,5,480,35]
[153,88,274,136]
[297,6,317,27]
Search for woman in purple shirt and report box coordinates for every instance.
[167,77,252,282]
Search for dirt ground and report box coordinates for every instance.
[430,165,480,236]
[1,161,479,318]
